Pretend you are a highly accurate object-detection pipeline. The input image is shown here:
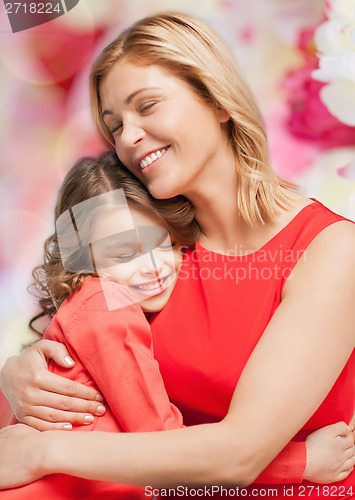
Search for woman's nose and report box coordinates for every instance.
[119,120,144,148]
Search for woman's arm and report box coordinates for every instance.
[0,340,105,430]
[0,222,354,489]
[47,281,355,485]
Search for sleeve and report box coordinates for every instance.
[253,441,306,484]
[58,281,183,433]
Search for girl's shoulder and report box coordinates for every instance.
[59,277,138,317]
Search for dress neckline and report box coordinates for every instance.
[195,199,319,258]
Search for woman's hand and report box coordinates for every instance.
[0,424,46,488]
[0,339,106,431]
[304,422,355,483]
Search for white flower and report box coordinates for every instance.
[312,0,355,126]
[320,81,355,125]
[312,50,355,81]
[325,0,355,20]
[314,19,355,55]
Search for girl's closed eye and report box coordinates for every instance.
[159,239,176,250]
[113,251,139,263]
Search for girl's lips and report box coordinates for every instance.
[129,275,171,298]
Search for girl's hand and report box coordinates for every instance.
[0,424,45,488]
[0,340,105,431]
[304,422,355,483]
[350,412,355,438]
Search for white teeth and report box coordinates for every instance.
[134,277,167,292]
[141,283,160,291]
[139,148,167,169]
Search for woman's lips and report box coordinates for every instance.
[138,146,170,175]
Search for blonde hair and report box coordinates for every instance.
[90,12,294,225]
[29,150,198,336]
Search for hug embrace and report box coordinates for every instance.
[0,11,354,500]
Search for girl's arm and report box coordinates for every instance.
[1,223,354,488]
[56,280,183,432]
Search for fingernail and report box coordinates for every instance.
[84,415,94,424]
[96,394,104,402]
[64,355,75,366]
[63,424,72,430]
[96,405,106,415]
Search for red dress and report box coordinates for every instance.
[150,200,355,499]
[0,276,309,500]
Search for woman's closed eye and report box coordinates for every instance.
[109,122,123,134]
[139,101,157,114]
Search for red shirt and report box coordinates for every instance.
[150,200,355,498]
[2,278,182,499]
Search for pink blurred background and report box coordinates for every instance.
[1,0,354,426]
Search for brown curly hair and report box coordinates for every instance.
[29,150,199,337]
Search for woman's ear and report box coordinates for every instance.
[216,107,230,123]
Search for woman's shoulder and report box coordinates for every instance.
[271,191,353,245]
[303,216,355,258]
[282,202,355,297]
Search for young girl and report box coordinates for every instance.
[0,150,352,499]
[0,150,196,499]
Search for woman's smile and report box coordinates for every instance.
[137,146,170,173]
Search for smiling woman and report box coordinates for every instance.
[0,11,354,500]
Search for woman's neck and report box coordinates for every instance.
[194,188,312,255]
[179,138,249,251]
[193,193,246,253]
[186,168,250,253]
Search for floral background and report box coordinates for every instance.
[0,0,355,426]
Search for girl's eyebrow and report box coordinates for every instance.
[103,231,138,249]
[102,87,161,117]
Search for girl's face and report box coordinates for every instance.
[90,203,182,313]
[99,60,230,200]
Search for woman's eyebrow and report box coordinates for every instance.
[102,87,161,117]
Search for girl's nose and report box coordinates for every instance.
[139,251,164,277]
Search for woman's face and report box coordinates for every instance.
[90,203,182,313]
[99,60,230,200]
